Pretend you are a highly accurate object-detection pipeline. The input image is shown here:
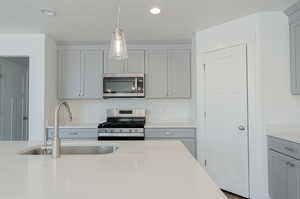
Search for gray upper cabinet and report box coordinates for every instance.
[285,2,300,94]
[104,50,126,73]
[57,43,191,99]
[81,50,103,99]
[104,50,145,74]
[127,50,145,73]
[58,49,103,99]
[168,49,191,98]
[58,50,82,99]
[145,49,191,99]
[145,50,168,98]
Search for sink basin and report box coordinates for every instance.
[18,145,119,155]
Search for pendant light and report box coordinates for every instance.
[109,0,128,60]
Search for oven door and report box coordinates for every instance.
[98,136,145,141]
[103,74,144,98]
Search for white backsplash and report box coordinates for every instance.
[56,99,195,125]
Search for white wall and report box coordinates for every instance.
[45,36,58,126]
[196,12,295,199]
[58,99,194,125]
[0,34,46,141]
[258,13,300,128]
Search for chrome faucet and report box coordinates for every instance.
[52,101,72,158]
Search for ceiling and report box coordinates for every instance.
[0,0,297,41]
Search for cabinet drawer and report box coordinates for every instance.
[145,128,196,138]
[268,136,300,160]
[146,137,196,158]
[47,128,98,140]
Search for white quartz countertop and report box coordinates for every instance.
[47,122,197,129]
[268,131,300,144]
[0,140,225,199]
[47,123,98,129]
[145,121,196,128]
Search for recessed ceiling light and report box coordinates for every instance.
[150,7,161,15]
[40,8,56,16]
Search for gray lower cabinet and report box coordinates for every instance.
[58,49,103,99]
[104,50,145,74]
[145,49,191,99]
[268,136,300,199]
[47,128,98,140]
[145,128,197,158]
[285,2,300,94]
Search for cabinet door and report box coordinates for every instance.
[81,50,103,99]
[104,51,126,73]
[145,50,168,98]
[145,128,196,138]
[126,50,145,73]
[181,139,197,158]
[269,150,288,199]
[47,128,98,140]
[287,158,300,199]
[58,50,82,99]
[290,20,300,94]
[268,150,300,199]
[167,49,191,98]
[145,137,196,158]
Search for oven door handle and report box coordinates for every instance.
[135,78,138,92]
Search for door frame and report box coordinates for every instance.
[0,64,3,138]
[196,42,260,198]
[0,57,29,140]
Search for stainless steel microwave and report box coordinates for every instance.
[103,74,145,98]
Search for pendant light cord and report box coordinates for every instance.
[116,0,121,28]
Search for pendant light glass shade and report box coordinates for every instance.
[109,27,128,60]
[109,0,128,60]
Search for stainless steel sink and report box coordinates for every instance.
[18,145,119,155]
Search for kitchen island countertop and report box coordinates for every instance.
[0,140,226,199]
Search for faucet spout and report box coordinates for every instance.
[52,101,72,158]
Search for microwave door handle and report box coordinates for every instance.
[135,78,138,92]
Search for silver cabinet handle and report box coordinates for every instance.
[165,132,173,136]
[238,125,246,131]
[286,162,295,167]
[284,146,297,153]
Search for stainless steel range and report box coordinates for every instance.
[98,109,146,140]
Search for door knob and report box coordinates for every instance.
[238,125,246,131]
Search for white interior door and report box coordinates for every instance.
[0,58,28,140]
[204,44,249,198]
